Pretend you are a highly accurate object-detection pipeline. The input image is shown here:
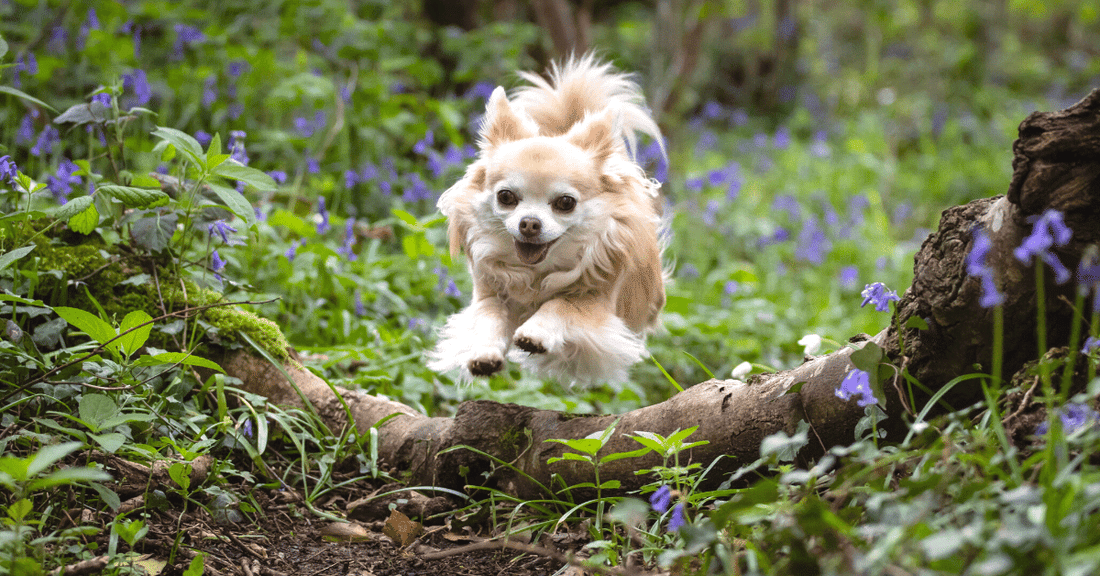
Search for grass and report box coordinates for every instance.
[2,1,1100,574]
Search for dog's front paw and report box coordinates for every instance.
[513,320,562,355]
[467,349,505,376]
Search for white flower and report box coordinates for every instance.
[798,334,822,355]
[731,361,752,379]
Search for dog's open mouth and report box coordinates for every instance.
[514,238,557,265]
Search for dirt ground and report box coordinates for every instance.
[82,453,602,576]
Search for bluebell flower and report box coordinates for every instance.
[702,199,720,227]
[123,69,152,106]
[1077,251,1100,313]
[774,126,791,149]
[668,503,686,531]
[0,156,19,184]
[443,144,463,166]
[1013,209,1073,284]
[31,125,60,157]
[229,131,249,165]
[408,317,428,331]
[649,484,672,513]
[966,228,1005,308]
[752,132,769,148]
[195,130,212,147]
[402,173,431,202]
[173,24,206,58]
[202,75,218,109]
[47,158,83,204]
[207,220,242,245]
[316,197,330,234]
[337,219,357,261]
[1037,403,1099,435]
[465,82,495,102]
[695,130,718,153]
[121,20,142,58]
[228,103,244,120]
[77,8,100,50]
[11,53,38,88]
[443,279,461,298]
[723,280,739,296]
[427,152,444,179]
[810,130,830,158]
[861,282,900,312]
[795,216,830,264]
[1082,336,1100,354]
[16,112,37,145]
[241,418,254,440]
[47,26,68,54]
[211,249,226,280]
[730,108,749,127]
[835,368,877,407]
[413,130,434,155]
[685,177,704,193]
[701,101,725,121]
[344,170,359,189]
[306,156,320,174]
[359,163,378,182]
[772,195,800,220]
[284,239,302,261]
[354,291,366,317]
[226,60,249,78]
[839,266,859,290]
[267,170,288,185]
[679,263,699,279]
[91,93,111,107]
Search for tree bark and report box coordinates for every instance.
[222,88,1100,499]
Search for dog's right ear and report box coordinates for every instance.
[438,161,486,258]
[480,87,537,149]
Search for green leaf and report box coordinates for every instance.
[0,34,7,58]
[545,437,603,456]
[98,185,169,209]
[206,132,223,163]
[133,352,225,373]
[27,466,113,492]
[392,209,422,230]
[207,183,257,228]
[8,499,32,522]
[905,316,930,330]
[0,85,58,113]
[54,102,111,125]
[53,195,94,220]
[183,553,206,576]
[599,479,621,490]
[0,245,35,274]
[212,162,278,191]
[89,432,127,453]
[168,462,192,491]
[151,126,204,167]
[547,452,592,464]
[130,211,178,253]
[27,441,83,478]
[599,447,651,464]
[53,306,117,347]
[116,310,153,357]
[68,200,101,234]
[79,394,119,432]
[849,341,885,373]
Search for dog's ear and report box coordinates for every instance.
[480,87,537,149]
[438,161,486,258]
[565,107,621,166]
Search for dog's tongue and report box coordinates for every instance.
[514,239,551,265]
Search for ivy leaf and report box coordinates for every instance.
[212,162,278,191]
[849,341,885,373]
[98,185,169,209]
[130,211,178,253]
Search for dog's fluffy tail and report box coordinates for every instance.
[512,53,664,160]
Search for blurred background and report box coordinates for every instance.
[2,0,1098,412]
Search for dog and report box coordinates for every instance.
[428,54,666,386]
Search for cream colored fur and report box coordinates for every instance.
[427,54,666,386]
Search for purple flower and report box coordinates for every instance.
[123,69,152,106]
[202,75,218,109]
[359,163,378,182]
[0,156,19,184]
[839,266,859,290]
[121,20,142,58]
[12,53,38,87]
[47,26,68,54]
[91,93,111,107]
[795,216,830,264]
[695,130,718,153]
[173,24,206,58]
[679,263,699,279]
[306,156,320,174]
[336,218,357,261]
[861,282,900,312]
[1077,251,1100,313]
[316,196,330,234]
[207,220,241,245]
[211,249,226,280]
[649,484,672,513]
[226,60,249,78]
[701,101,725,121]
[772,195,801,220]
[702,199,720,227]
[443,144,463,166]
[354,291,366,317]
[413,130,434,155]
[1014,209,1073,284]
[774,126,791,149]
[1082,336,1100,354]
[284,239,302,261]
[966,228,1005,308]
[47,158,83,204]
[31,125,60,157]
[668,503,686,531]
[344,169,359,189]
[835,368,878,407]
[1037,403,1099,435]
[229,131,248,165]
[294,117,313,138]
[267,170,288,185]
[402,173,431,202]
[464,82,495,102]
[77,8,100,50]
[241,419,253,440]
[427,152,444,179]
[16,112,37,145]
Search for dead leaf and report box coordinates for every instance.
[382,509,423,547]
[319,522,372,542]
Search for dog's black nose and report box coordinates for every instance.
[519,217,542,239]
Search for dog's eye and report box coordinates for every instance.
[497,189,518,207]
[553,195,577,213]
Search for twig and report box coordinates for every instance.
[48,555,108,576]
[1004,376,1042,425]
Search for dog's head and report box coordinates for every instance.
[441,87,626,268]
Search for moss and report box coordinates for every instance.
[203,305,292,362]
[497,426,531,456]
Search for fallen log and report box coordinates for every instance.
[222,88,1100,499]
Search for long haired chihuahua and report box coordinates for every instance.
[428,55,666,386]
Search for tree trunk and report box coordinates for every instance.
[222,88,1100,499]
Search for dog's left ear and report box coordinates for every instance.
[481,87,537,149]
[565,107,621,166]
